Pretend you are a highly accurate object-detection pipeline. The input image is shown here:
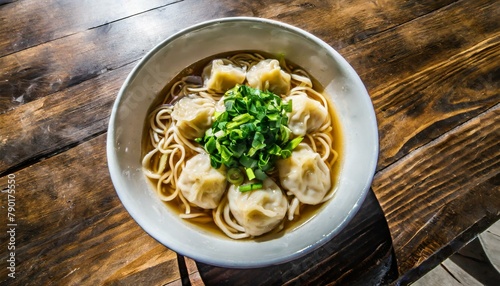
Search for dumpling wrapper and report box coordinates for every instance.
[171,96,215,140]
[203,59,246,93]
[228,178,288,236]
[177,153,227,209]
[277,143,331,205]
[246,59,291,95]
[286,93,328,136]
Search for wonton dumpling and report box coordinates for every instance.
[286,93,328,136]
[277,144,331,205]
[228,178,288,236]
[203,59,246,93]
[171,96,215,140]
[246,59,291,95]
[177,153,227,209]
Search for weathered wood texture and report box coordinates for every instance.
[373,105,500,278]
[0,134,395,285]
[414,237,500,285]
[358,2,500,170]
[185,257,206,286]
[0,60,132,175]
[0,0,180,57]
[479,220,500,272]
[0,134,182,285]
[0,0,457,114]
[1,0,496,176]
[413,260,483,286]
[0,0,498,285]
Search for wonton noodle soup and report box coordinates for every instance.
[142,52,341,240]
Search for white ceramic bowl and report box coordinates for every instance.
[107,17,378,268]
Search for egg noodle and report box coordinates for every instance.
[142,52,338,239]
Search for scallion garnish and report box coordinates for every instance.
[239,182,264,192]
[227,168,244,185]
[197,84,303,191]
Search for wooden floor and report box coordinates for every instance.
[413,220,500,285]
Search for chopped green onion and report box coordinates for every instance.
[196,84,303,190]
[204,137,217,153]
[283,137,303,157]
[245,168,256,181]
[220,145,233,162]
[227,168,244,185]
[226,113,254,129]
[254,169,268,181]
[239,155,257,168]
[239,182,263,192]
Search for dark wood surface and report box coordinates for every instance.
[0,0,498,285]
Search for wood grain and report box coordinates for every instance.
[344,0,500,170]
[373,33,499,170]
[0,0,180,57]
[1,0,496,177]
[0,132,396,285]
[216,0,458,50]
[412,261,482,286]
[0,1,203,114]
[185,257,205,286]
[0,0,457,56]
[0,0,498,284]
[479,220,500,272]
[343,0,499,93]
[447,237,500,285]
[0,0,460,114]
[0,60,134,174]
[372,104,500,276]
[0,134,181,285]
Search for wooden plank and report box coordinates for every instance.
[399,177,500,284]
[372,104,500,274]
[340,0,500,170]
[342,0,499,93]
[479,220,500,272]
[196,191,396,285]
[158,255,205,285]
[0,134,181,285]
[185,257,205,286]
[0,124,395,284]
[372,33,500,170]
[412,264,471,286]
[0,59,134,174]
[0,0,462,114]
[0,7,184,114]
[0,0,497,284]
[448,237,500,285]
[1,0,497,176]
[210,0,459,50]
[0,0,181,57]
[440,259,483,286]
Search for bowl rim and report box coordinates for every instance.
[107,16,379,268]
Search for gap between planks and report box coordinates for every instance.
[374,102,500,178]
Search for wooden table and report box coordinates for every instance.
[0,0,498,285]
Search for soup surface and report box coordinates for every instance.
[142,51,343,240]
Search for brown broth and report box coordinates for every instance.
[142,51,343,240]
